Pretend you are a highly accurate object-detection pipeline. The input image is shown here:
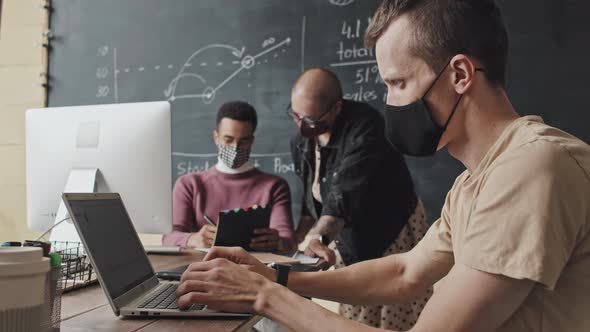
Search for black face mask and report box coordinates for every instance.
[384,62,483,157]
[299,120,330,138]
[287,102,337,138]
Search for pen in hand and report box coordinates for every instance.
[204,215,216,226]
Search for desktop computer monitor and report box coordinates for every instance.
[25,101,172,242]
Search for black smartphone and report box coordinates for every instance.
[156,264,188,281]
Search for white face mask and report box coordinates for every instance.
[217,144,251,169]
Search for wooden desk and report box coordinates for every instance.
[59,250,262,332]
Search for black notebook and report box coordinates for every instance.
[213,204,272,250]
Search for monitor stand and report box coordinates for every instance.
[49,168,98,248]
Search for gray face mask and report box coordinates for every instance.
[217,144,251,169]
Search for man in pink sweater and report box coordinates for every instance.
[162,101,296,251]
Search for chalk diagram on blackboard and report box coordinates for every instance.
[329,0,355,6]
[164,37,292,104]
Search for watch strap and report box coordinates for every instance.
[271,263,291,286]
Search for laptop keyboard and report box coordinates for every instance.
[137,283,205,310]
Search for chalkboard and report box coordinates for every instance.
[48,0,590,227]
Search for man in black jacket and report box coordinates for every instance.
[290,68,420,267]
[288,68,430,328]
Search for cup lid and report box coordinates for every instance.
[0,247,50,277]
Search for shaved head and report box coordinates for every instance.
[292,68,343,109]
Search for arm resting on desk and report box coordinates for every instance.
[201,246,446,305]
[181,247,533,332]
[290,246,448,305]
[255,263,533,332]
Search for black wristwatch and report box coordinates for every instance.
[269,262,291,286]
[312,234,332,246]
[319,235,331,246]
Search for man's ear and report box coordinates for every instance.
[331,99,343,121]
[335,99,343,114]
[450,54,478,94]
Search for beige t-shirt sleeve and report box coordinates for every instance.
[457,141,587,289]
[416,188,456,265]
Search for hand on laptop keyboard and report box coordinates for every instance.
[138,284,205,310]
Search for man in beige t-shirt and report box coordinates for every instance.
[173,1,590,331]
[419,115,590,331]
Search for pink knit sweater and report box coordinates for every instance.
[162,167,296,249]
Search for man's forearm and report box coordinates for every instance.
[255,282,386,332]
[161,230,192,246]
[311,215,344,240]
[287,254,427,305]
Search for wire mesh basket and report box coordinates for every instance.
[50,241,98,293]
[40,266,63,332]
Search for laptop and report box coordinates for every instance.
[62,192,249,318]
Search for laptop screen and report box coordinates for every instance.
[67,198,154,299]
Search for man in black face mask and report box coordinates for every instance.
[175,1,590,331]
[288,68,430,328]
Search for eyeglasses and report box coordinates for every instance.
[285,101,339,127]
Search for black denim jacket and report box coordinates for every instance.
[291,100,418,265]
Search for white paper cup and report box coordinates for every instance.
[0,247,50,332]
